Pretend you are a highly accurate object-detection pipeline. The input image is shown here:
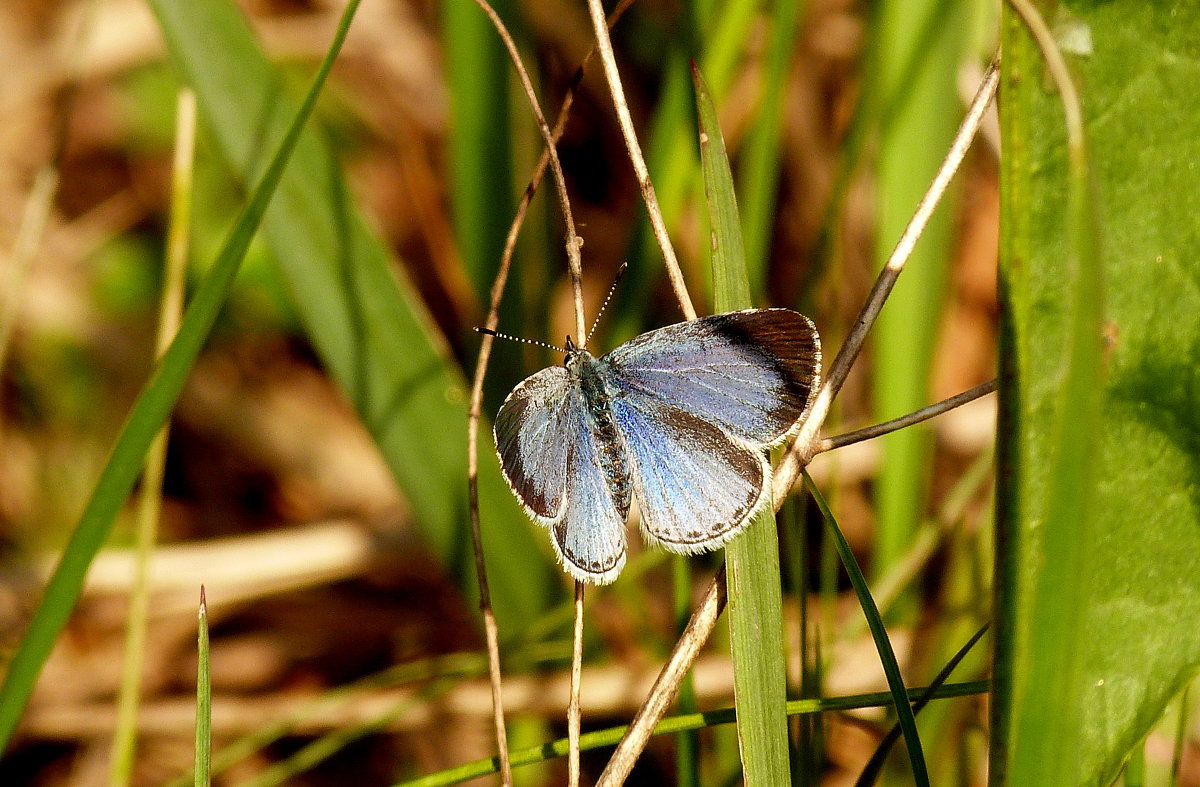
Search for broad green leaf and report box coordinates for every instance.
[994,2,1200,783]
[146,0,559,629]
[694,63,791,782]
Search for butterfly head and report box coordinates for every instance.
[562,335,592,368]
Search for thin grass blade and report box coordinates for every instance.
[804,472,928,785]
[695,62,792,781]
[195,587,212,787]
[0,1,363,750]
[145,0,558,628]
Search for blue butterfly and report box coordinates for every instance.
[494,309,821,584]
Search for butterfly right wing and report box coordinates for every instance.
[605,308,821,447]
[494,366,628,584]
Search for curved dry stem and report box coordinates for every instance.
[462,4,634,783]
[597,568,727,785]
[600,55,1002,780]
[775,54,1001,494]
[470,0,586,338]
[583,0,697,321]
[568,582,585,786]
[1005,0,1085,157]
[817,379,997,454]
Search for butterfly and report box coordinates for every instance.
[494,308,821,585]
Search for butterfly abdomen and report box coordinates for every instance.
[570,350,633,520]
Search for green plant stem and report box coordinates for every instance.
[107,88,196,787]
[397,681,989,787]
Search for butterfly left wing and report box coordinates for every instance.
[610,390,768,552]
[605,308,821,447]
[494,366,576,522]
[495,365,628,584]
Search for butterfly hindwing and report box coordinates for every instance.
[611,390,767,552]
[553,412,628,583]
[605,308,821,446]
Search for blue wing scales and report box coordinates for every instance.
[611,391,767,552]
[605,308,821,446]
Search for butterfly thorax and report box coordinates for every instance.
[565,348,632,518]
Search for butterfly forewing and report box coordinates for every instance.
[494,366,575,520]
[605,309,821,446]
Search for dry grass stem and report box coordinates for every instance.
[462,3,633,782]
[817,379,998,454]
[583,0,697,321]
[775,55,1001,493]
[597,569,727,785]
[568,582,585,787]
[470,0,586,338]
[108,88,196,786]
[1005,0,1084,152]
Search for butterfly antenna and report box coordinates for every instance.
[475,327,567,354]
[583,262,629,348]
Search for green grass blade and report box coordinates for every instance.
[0,2,362,750]
[195,588,212,787]
[736,0,805,289]
[855,622,989,785]
[397,681,989,787]
[869,0,974,589]
[694,63,791,782]
[443,0,516,300]
[993,3,1200,783]
[804,472,928,785]
[146,0,558,628]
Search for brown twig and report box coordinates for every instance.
[816,380,997,454]
[470,0,586,337]
[462,2,635,782]
[597,568,727,785]
[774,55,1001,493]
[598,54,1002,782]
[583,0,697,321]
